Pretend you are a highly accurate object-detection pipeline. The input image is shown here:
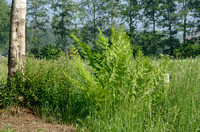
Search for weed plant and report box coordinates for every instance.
[0,126,15,132]
[66,28,173,131]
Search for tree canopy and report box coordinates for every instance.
[1,0,200,57]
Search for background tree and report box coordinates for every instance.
[104,0,121,27]
[26,0,49,56]
[177,0,191,44]
[8,0,27,79]
[141,0,161,54]
[159,0,180,55]
[189,0,200,33]
[51,0,74,50]
[121,0,141,43]
[141,0,160,34]
[0,0,10,56]
[2,0,199,58]
[79,0,108,49]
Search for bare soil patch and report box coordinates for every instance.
[0,106,76,132]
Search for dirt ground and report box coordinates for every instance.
[0,106,76,132]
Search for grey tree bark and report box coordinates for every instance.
[8,0,27,79]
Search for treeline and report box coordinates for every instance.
[0,0,200,57]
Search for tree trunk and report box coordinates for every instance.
[168,8,173,55]
[152,7,156,54]
[183,0,187,44]
[93,1,96,47]
[8,0,27,79]
[0,46,2,61]
[129,1,133,33]
[183,14,187,43]
[61,1,65,50]
[152,9,156,36]
[33,4,38,49]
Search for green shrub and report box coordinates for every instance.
[0,56,91,122]
[22,56,91,121]
[0,73,24,108]
[30,47,40,58]
[175,37,200,58]
[68,28,170,106]
[64,28,171,130]
[40,44,64,60]
[29,44,64,60]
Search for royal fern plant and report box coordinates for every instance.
[63,28,171,110]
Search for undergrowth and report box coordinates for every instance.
[0,28,200,131]
[67,28,173,131]
[0,56,91,122]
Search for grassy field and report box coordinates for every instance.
[1,29,200,131]
[80,58,200,131]
[0,56,200,131]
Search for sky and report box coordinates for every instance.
[6,0,11,4]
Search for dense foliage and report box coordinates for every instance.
[1,0,200,57]
[0,0,200,130]
[30,44,64,59]
[175,37,200,58]
[1,29,200,131]
[0,0,10,55]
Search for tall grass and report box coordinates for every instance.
[167,59,200,131]
[22,56,91,122]
[0,57,8,107]
[0,57,7,81]
[0,29,200,131]
[0,56,91,122]
[68,29,200,131]
[81,58,200,131]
